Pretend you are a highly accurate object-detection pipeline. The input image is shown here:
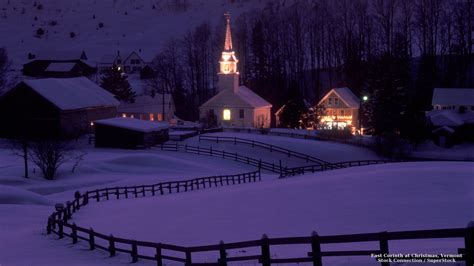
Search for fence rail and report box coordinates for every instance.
[158,142,396,178]
[47,185,473,266]
[199,135,329,164]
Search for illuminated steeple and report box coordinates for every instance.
[219,12,238,75]
[224,12,233,51]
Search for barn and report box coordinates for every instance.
[23,50,96,78]
[94,117,169,149]
[0,77,119,139]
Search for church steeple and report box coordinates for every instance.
[219,12,238,76]
[224,12,233,51]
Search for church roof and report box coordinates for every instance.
[200,86,272,109]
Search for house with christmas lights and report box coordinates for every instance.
[199,13,272,128]
[317,87,360,131]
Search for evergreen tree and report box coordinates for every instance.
[364,54,408,136]
[100,65,136,103]
[279,81,306,128]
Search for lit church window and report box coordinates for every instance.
[223,109,231,120]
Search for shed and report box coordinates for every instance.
[94,117,169,149]
[0,77,119,139]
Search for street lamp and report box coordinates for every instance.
[359,95,369,135]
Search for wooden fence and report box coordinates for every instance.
[199,135,329,164]
[47,179,473,266]
[157,142,396,178]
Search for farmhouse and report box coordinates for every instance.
[0,77,119,139]
[94,117,169,149]
[318,87,360,131]
[426,88,474,147]
[23,50,96,78]
[199,13,272,128]
[118,93,175,122]
[99,51,149,74]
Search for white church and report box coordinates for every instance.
[199,13,272,128]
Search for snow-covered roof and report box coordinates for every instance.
[95,117,169,133]
[332,87,360,108]
[118,94,174,113]
[432,88,474,106]
[44,62,76,72]
[22,77,119,110]
[428,111,464,126]
[236,86,272,108]
[33,50,87,61]
[432,126,455,134]
[99,54,119,64]
[200,86,272,109]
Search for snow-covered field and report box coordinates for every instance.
[0,135,472,266]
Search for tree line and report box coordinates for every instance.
[149,0,472,135]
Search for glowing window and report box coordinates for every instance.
[157,113,163,121]
[122,113,126,118]
[149,113,154,121]
[223,109,231,120]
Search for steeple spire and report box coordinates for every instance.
[224,12,233,51]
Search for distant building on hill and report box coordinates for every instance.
[23,50,96,78]
[0,77,119,139]
[99,51,150,75]
[199,13,272,128]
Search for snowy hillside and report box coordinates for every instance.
[0,0,266,67]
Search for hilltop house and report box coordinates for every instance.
[99,51,149,74]
[0,77,119,139]
[317,87,360,131]
[23,50,96,78]
[427,88,474,147]
[199,13,272,128]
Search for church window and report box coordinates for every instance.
[239,109,244,119]
[223,109,231,120]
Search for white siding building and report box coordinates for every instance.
[199,13,272,128]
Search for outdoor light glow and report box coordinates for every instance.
[363,95,368,101]
[223,109,231,120]
[122,113,126,118]
[90,122,94,126]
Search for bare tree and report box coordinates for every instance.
[29,141,73,180]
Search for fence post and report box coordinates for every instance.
[379,231,389,266]
[109,235,116,257]
[155,244,163,266]
[134,187,138,198]
[159,183,164,195]
[116,187,119,199]
[465,221,474,266]
[83,193,89,205]
[261,234,271,266]
[219,240,227,266]
[131,240,138,263]
[142,185,146,197]
[89,228,95,250]
[58,222,64,239]
[74,191,81,210]
[96,190,100,202]
[279,160,282,177]
[67,201,72,219]
[72,223,78,244]
[105,188,109,200]
[311,231,322,266]
[47,217,52,234]
[185,249,192,265]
